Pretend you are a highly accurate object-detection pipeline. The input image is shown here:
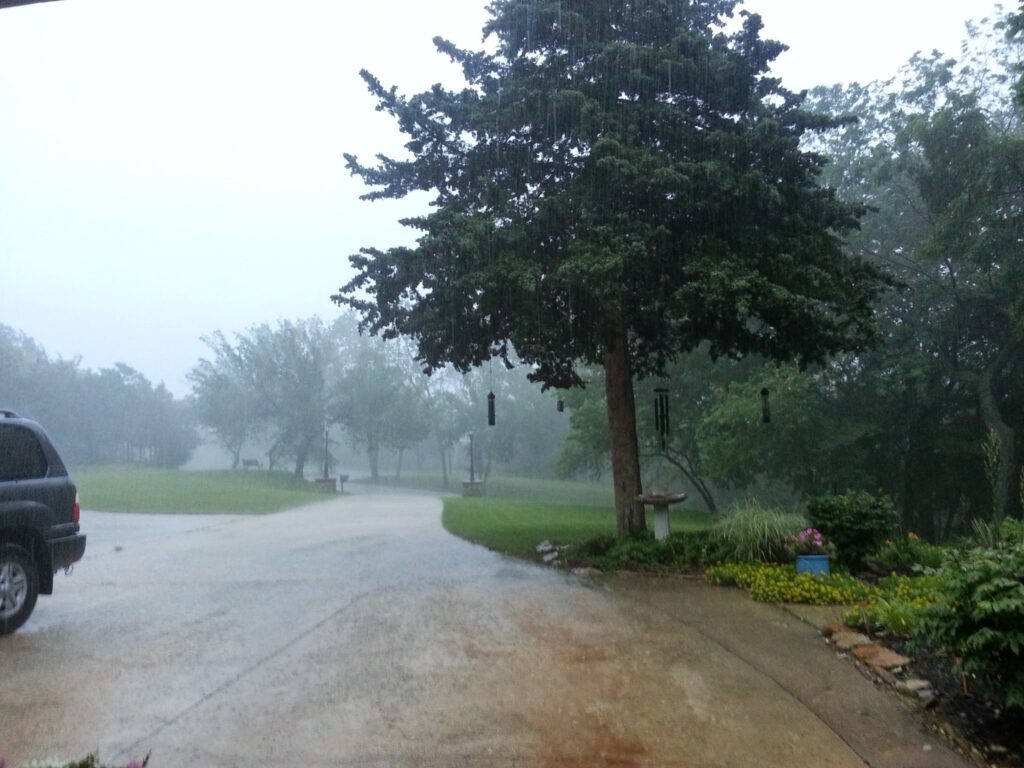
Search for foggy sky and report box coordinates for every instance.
[0,0,1005,395]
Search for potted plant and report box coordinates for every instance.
[785,528,836,577]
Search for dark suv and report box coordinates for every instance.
[0,410,86,634]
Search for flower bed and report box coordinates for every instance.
[705,562,876,605]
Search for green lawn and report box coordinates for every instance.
[353,471,615,507]
[74,467,327,514]
[442,496,713,560]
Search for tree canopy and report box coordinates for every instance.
[335,0,888,533]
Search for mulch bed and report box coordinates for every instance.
[882,636,1023,767]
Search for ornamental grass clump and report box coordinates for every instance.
[709,502,807,563]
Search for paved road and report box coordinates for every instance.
[0,491,970,767]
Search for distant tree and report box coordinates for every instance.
[335,0,887,535]
[332,324,431,482]
[238,319,339,479]
[800,11,1024,530]
[0,325,198,467]
[188,332,262,469]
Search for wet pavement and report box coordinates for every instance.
[0,491,970,767]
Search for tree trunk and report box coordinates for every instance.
[230,444,241,470]
[395,448,404,481]
[439,443,449,489]
[293,437,311,480]
[602,329,646,537]
[368,438,380,483]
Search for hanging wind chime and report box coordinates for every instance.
[487,391,496,426]
[556,396,564,413]
[761,388,771,424]
[654,387,670,450]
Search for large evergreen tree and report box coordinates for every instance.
[334,0,886,535]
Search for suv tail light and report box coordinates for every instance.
[72,491,80,524]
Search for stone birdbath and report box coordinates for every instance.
[635,490,689,541]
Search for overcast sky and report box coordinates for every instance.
[0,0,1006,395]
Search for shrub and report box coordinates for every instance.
[917,543,1024,708]
[868,533,947,574]
[807,492,897,569]
[709,502,807,563]
[706,562,877,605]
[843,574,942,637]
[565,530,711,572]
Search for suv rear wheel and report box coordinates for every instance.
[0,544,39,635]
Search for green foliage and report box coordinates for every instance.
[566,530,714,572]
[698,364,878,496]
[918,543,1024,708]
[799,15,1024,536]
[983,428,1003,521]
[336,1,883,388]
[868,533,947,574]
[807,492,898,569]
[708,502,807,563]
[705,563,876,605]
[843,574,943,638]
[970,517,1024,550]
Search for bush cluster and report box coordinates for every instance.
[868,533,946,574]
[918,542,1024,708]
[705,563,876,605]
[807,492,898,569]
[843,574,942,637]
[565,530,712,572]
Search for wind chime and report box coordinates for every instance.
[556,396,564,413]
[761,387,771,424]
[654,387,670,450]
[487,391,496,426]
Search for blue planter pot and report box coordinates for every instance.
[795,554,831,577]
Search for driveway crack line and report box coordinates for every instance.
[113,586,389,761]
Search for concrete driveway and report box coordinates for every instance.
[0,490,970,767]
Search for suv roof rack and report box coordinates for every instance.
[0,409,20,418]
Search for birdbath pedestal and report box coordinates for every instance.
[635,490,689,541]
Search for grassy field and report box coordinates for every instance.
[353,471,615,507]
[442,496,714,559]
[74,467,327,514]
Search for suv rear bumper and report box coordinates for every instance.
[48,533,86,572]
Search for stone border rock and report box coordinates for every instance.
[821,623,936,706]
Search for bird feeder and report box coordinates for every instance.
[761,388,771,424]
[654,387,670,450]
[556,397,564,413]
[487,391,496,426]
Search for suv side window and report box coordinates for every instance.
[0,425,49,482]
